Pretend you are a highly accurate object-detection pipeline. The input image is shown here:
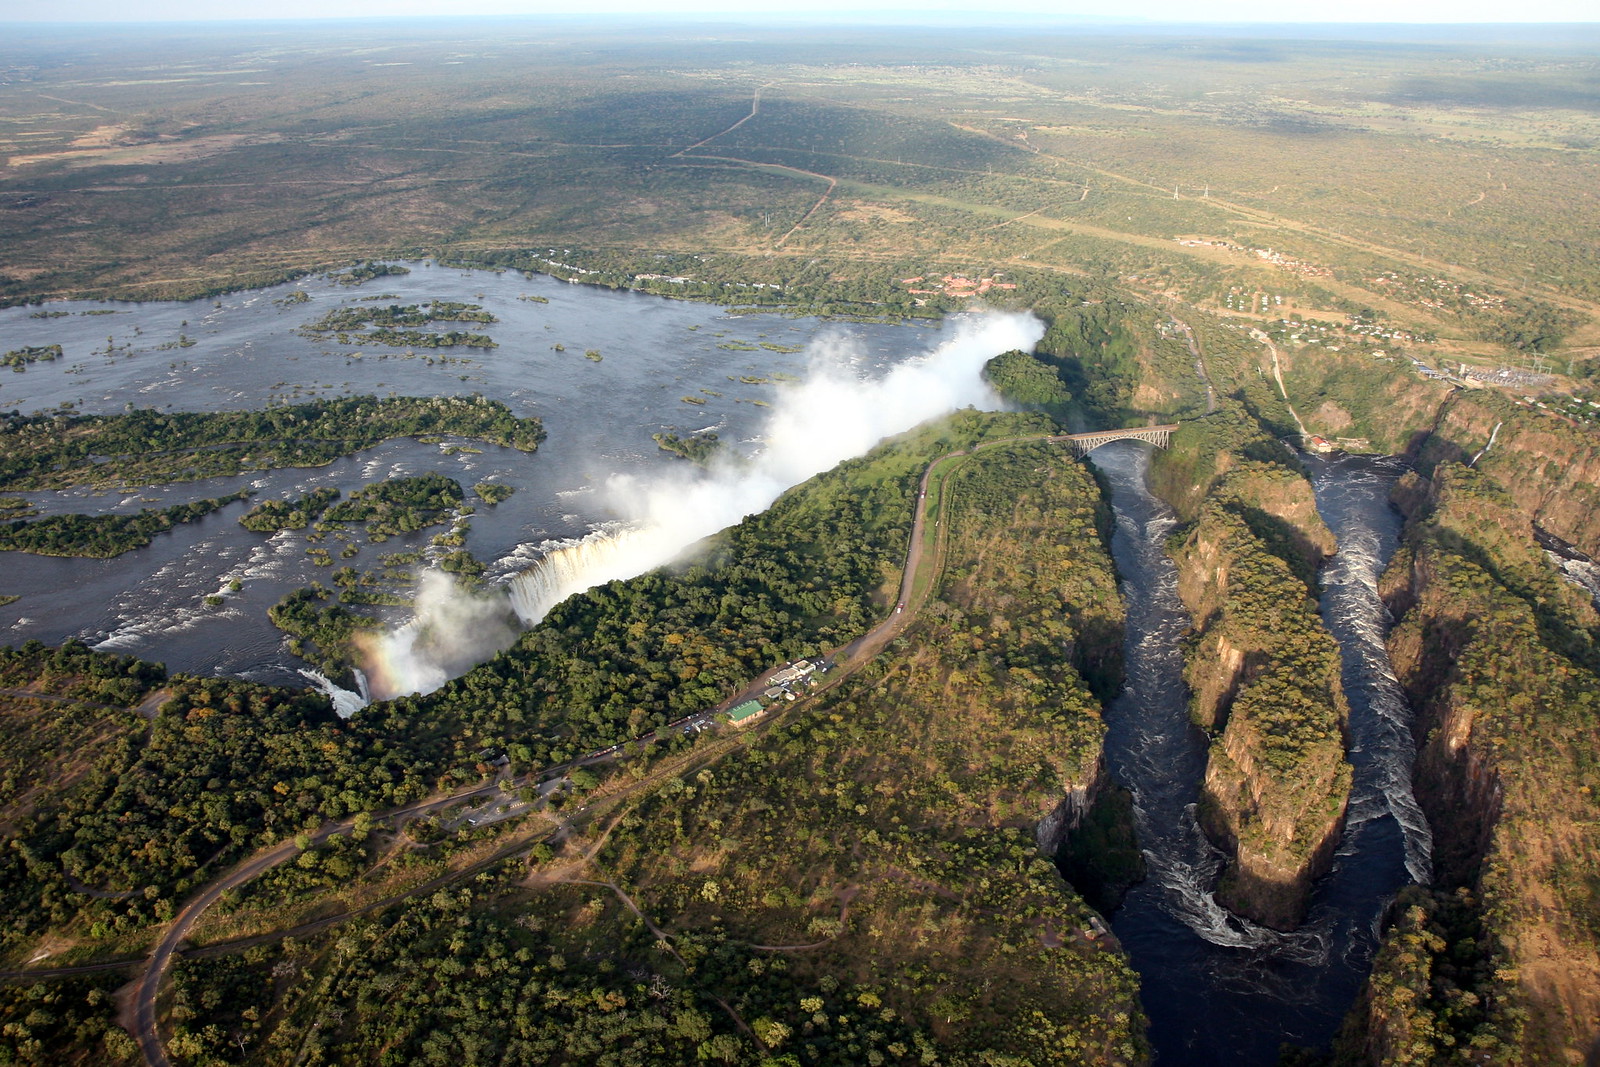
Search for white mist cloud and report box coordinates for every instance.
[356,309,1043,701]
[359,568,522,699]
[608,309,1043,554]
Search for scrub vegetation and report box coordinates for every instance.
[4,16,1600,1065]
[0,396,543,492]
[2,21,1597,371]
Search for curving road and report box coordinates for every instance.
[128,781,542,1067]
[111,433,1063,1066]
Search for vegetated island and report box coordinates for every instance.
[0,492,250,559]
[3,344,62,370]
[0,395,544,492]
[238,486,342,534]
[248,472,513,675]
[327,261,411,286]
[300,300,498,349]
[652,430,721,464]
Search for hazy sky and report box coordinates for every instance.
[3,0,1596,23]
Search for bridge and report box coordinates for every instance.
[1049,424,1179,458]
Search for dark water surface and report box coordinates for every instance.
[1088,442,1428,1064]
[0,263,938,686]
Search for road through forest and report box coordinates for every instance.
[108,433,1055,1066]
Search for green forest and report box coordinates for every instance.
[158,434,1143,1067]
[3,15,1600,1064]
[0,493,249,558]
[0,396,543,492]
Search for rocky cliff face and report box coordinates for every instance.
[1291,350,1600,558]
[1036,756,1103,857]
[1165,462,1350,930]
[1348,463,1600,1063]
[1418,391,1600,558]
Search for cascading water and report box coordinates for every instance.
[1538,527,1600,612]
[347,309,1045,706]
[351,525,674,702]
[1305,452,1433,886]
[1086,441,1428,1064]
[300,667,370,720]
[505,526,663,627]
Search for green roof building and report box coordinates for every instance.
[727,700,766,726]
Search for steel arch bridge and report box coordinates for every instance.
[1049,424,1179,458]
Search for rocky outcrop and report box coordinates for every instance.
[1164,460,1351,930]
[1294,350,1600,560]
[1199,721,1350,930]
[1036,756,1103,857]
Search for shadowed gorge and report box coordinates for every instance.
[3,15,1600,1067]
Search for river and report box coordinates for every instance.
[4,267,1436,1051]
[0,262,947,689]
[1087,441,1429,1064]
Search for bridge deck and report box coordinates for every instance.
[1048,424,1179,457]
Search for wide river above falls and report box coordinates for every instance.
[0,262,944,687]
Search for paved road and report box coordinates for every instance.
[120,433,1062,1066]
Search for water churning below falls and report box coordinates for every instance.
[1085,442,1429,1064]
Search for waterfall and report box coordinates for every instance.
[355,525,675,703]
[300,667,370,719]
[1468,420,1501,467]
[505,526,669,627]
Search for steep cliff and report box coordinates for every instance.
[1288,346,1600,558]
[1154,415,1350,930]
[1415,390,1600,558]
[1173,486,1350,930]
[1342,464,1600,1064]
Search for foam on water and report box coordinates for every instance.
[1088,442,1428,1063]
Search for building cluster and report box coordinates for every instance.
[1409,357,1450,381]
[535,251,599,277]
[728,657,833,726]
[1251,247,1332,277]
[897,274,1018,298]
[1221,288,1286,314]
[1346,319,1417,345]
[1262,313,1421,352]
[1460,365,1554,388]
[1369,271,1508,314]
[1173,238,1331,277]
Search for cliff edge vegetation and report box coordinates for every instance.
[1155,408,1350,930]
[1337,463,1600,1065]
[150,433,1145,1065]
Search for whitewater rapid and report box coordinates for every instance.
[1087,442,1427,1065]
[1308,453,1434,886]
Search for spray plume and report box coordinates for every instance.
[356,310,1043,701]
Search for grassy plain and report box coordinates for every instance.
[2,21,1599,365]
